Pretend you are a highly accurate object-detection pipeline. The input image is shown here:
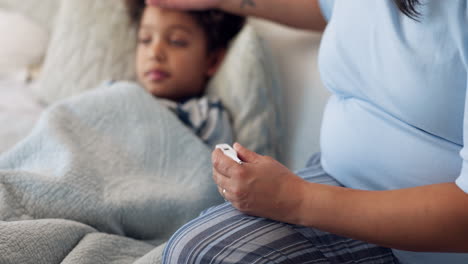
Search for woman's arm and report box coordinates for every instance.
[146,0,327,31]
[213,143,468,253]
[299,181,468,252]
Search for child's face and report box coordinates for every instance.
[136,7,221,101]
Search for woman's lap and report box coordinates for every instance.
[163,202,329,263]
[162,153,399,264]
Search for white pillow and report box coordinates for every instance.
[0,0,60,33]
[32,0,282,158]
[0,10,48,80]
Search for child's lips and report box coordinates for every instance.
[146,70,171,82]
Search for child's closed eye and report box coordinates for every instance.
[168,38,189,47]
[138,37,152,45]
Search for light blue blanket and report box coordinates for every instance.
[0,82,224,263]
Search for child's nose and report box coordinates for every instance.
[150,41,167,62]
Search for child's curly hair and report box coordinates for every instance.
[125,0,246,52]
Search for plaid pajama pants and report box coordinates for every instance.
[162,154,400,264]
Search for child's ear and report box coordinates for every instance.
[206,49,227,77]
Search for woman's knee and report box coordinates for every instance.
[162,202,243,263]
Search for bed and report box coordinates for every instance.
[0,1,329,263]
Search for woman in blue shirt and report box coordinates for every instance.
[147,0,468,263]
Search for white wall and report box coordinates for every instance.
[250,19,330,171]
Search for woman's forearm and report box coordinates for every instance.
[294,181,468,252]
[218,0,327,31]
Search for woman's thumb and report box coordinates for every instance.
[233,143,259,163]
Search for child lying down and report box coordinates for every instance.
[124,0,245,147]
[0,4,246,261]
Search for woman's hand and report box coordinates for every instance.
[146,0,221,10]
[212,143,308,223]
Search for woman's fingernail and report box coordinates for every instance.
[233,142,242,150]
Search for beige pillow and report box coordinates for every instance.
[32,0,137,104]
[206,25,282,158]
[31,0,282,158]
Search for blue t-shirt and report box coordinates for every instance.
[318,0,468,263]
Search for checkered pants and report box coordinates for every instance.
[162,154,400,264]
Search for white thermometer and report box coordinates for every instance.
[215,144,243,164]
